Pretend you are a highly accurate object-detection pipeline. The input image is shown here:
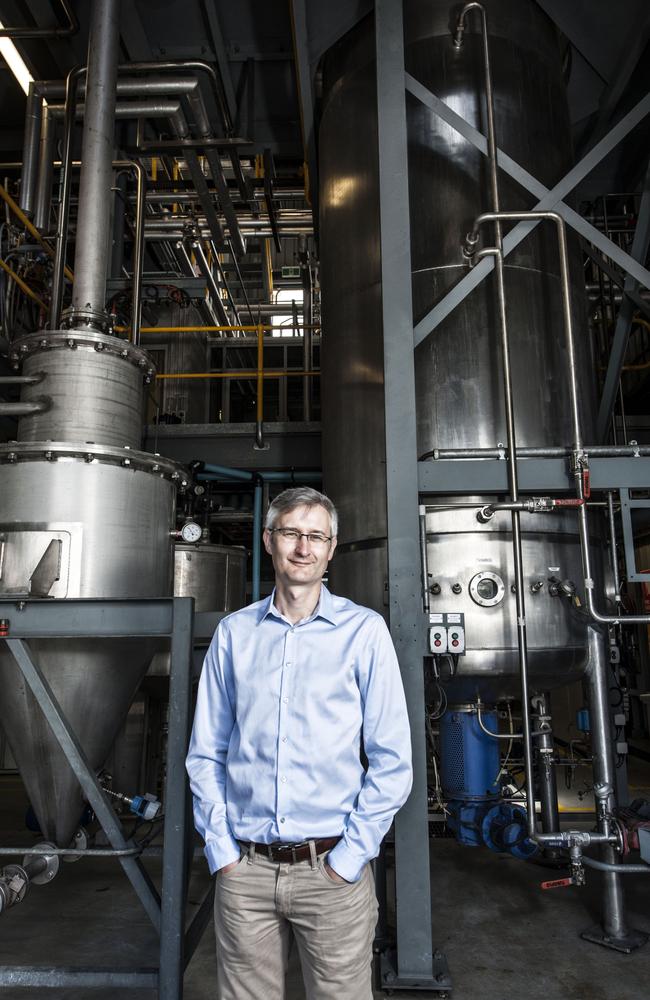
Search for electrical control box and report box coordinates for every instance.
[428,612,465,655]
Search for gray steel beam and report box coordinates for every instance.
[418,457,650,494]
[375,1,449,990]
[406,82,650,346]
[596,161,650,441]
[0,968,158,988]
[405,74,650,306]
[581,241,650,323]
[4,639,162,932]
[200,0,237,126]
[289,0,318,230]
[0,598,174,637]
[159,598,195,1000]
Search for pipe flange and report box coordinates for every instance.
[10,331,156,381]
[61,305,112,334]
[22,842,59,885]
[469,571,505,607]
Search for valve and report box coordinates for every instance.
[105,788,161,821]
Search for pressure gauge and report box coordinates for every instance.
[180,521,202,544]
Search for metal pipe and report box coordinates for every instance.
[477,700,521,740]
[19,84,42,217]
[34,105,55,231]
[113,160,146,346]
[252,477,263,602]
[49,65,84,329]
[534,693,560,835]
[0,374,45,385]
[427,445,650,458]
[0,400,50,416]
[256,322,265,450]
[583,856,650,874]
[37,76,200,100]
[0,845,140,857]
[0,1,78,38]
[607,491,622,605]
[69,0,122,328]
[47,99,182,120]
[0,184,70,279]
[185,235,230,327]
[418,505,430,613]
[586,628,629,939]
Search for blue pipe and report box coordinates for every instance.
[252,477,263,603]
[197,464,321,484]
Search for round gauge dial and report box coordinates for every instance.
[180,521,202,543]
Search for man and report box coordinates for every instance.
[186,486,412,1000]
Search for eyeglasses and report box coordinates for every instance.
[269,527,333,546]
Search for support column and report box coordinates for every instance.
[375,0,449,991]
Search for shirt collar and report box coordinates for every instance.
[257,584,337,626]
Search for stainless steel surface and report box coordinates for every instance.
[19,84,41,217]
[0,401,49,417]
[34,104,54,232]
[0,456,176,847]
[586,628,628,939]
[69,0,120,327]
[13,332,154,449]
[148,543,247,676]
[319,0,597,693]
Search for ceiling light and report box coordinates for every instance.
[0,21,34,96]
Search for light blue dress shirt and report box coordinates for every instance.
[186,585,413,882]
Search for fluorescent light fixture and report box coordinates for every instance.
[0,21,34,96]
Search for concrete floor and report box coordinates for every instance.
[1,775,649,1000]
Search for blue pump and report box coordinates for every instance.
[440,707,537,860]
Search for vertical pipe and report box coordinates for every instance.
[535,693,560,834]
[252,477,263,603]
[255,322,265,449]
[34,105,55,231]
[607,492,621,603]
[49,66,84,329]
[70,0,121,323]
[19,83,42,217]
[299,233,312,421]
[586,627,628,940]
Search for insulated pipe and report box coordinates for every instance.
[69,0,121,328]
[427,445,650,458]
[19,84,42,218]
[585,628,629,940]
[34,105,55,231]
[36,76,199,100]
[47,99,183,120]
[583,856,650,874]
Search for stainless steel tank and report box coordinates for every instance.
[148,542,247,677]
[12,331,154,450]
[173,543,247,612]
[0,443,183,847]
[319,0,597,697]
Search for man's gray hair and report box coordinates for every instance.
[265,487,338,537]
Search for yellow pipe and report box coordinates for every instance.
[156,370,320,380]
[264,239,273,294]
[151,157,158,182]
[0,258,47,310]
[0,184,74,282]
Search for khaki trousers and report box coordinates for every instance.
[214,847,379,1000]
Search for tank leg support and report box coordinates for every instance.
[580,628,647,952]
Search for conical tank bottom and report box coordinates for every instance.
[0,637,159,847]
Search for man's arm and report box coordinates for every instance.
[185,624,241,873]
[327,615,413,882]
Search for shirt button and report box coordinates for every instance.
[280,817,286,824]
[282,737,287,743]
[282,697,288,704]
[281,775,287,783]
[285,661,292,667]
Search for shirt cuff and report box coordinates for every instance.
[204,833,241,874]
[326,841,367,883]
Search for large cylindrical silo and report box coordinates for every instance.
[319,0,598,699]
[0,0,186,848]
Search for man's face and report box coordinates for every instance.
[263,504,337,589]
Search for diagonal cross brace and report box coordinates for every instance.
[596,161,650,441]
[4,638,162,932]
[405,74,650,347]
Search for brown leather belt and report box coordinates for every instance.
[239,837,340,864]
